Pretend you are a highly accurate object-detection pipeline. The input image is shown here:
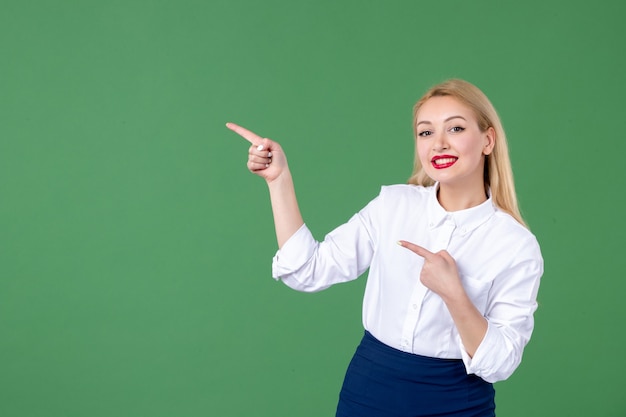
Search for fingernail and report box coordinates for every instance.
[267,151,272,157]
[257,144,264,151]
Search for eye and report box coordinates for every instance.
[418,130,433,137]
[450,126,465,133]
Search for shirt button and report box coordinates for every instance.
[412,304,418,310]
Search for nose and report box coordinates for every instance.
[432,131,448,152]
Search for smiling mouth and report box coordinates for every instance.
[431,156,458,169]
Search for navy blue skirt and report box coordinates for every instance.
[336,331,495,417]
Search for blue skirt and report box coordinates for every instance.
[336,331,495,417]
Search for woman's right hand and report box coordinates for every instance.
[226,122,304,247]
[226,122,287,183]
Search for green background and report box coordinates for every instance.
[1,1,624,416]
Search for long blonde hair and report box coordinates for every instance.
[408,79,526,227]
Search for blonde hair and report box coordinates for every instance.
[408,79,526,227]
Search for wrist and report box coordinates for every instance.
[267,167,292,188]
[440,283,470,306]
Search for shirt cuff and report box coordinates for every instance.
[459,321,501,383]
[271,224,317,279]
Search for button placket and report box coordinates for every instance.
[400,281,428,352]
[433,218,456,252]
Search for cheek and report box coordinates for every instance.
[416,141,430,163]
[457,138,484,157]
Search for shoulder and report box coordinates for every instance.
[379,184,433,201]
[490,209,543,261]
[359,184,433,221]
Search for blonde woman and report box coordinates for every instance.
[227,79,543,417]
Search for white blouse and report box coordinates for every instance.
[272,184,543,383]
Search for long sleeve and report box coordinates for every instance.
[458,237,543,383]
[271,197,379,292]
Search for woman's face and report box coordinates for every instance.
[415,96,495,190]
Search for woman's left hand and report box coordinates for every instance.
[398,240,488,358]
[397,240,464,301]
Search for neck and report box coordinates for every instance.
[437,182,488,212]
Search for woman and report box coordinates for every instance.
[227,79,543,417]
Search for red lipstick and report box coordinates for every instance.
[431,155,458,169]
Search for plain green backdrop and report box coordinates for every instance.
[1,1,625,416]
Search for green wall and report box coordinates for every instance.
[2,1,625,416]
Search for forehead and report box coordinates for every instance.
[416,96,476,122]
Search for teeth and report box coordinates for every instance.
[434,157,456,165]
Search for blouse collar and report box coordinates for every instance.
[426,183,495,235]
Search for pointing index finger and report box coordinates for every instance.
[397,240,434,260]
[226,122,263,145]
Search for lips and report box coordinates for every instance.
[431,155,458,169]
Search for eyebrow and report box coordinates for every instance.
[416,115,467,127]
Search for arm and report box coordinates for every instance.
[228,122,377,293]
[267,170,303,249]
[226,122,303,248]
[398,239,543,382]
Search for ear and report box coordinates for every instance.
[483,127,496,155]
